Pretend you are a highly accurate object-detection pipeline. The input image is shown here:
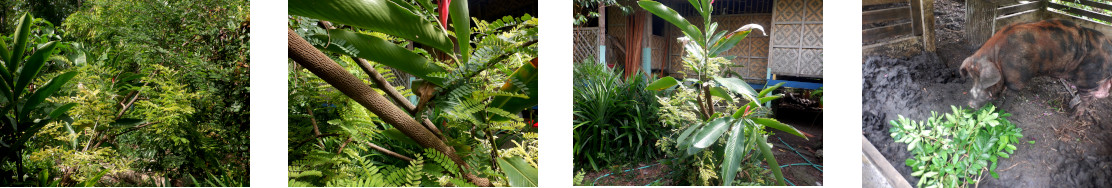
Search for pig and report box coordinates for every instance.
[960,19,1112,119]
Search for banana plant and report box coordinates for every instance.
[638,0,806,185]
[289,0,537,186]
[0,13,78,184]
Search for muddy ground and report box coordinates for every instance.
[862,0,1112,187]
[584,100,824,186]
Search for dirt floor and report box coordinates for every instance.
[862,0,1112,187]
[583,99,824,186]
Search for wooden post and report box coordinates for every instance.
[909,0,924,36]
[920,0,936,52]
[598,2,607,64]
[966,0,996,49]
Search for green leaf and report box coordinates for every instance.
[708,86,733,103]
[756,135,786,186]
[289,0,454,53]
[48,103,77,120]
[675,122,702,150]
[738,95,782,118]
[720,119,749,185]
[496,157,538,187]
[14,41,57,99]
[79,169,109,187]
[488,61,537,121]
[752,118,807,139]
[637,1,704,46]
[757,82,785,98]
[20,71,76,119]
[712,76,759,107]
[646,76,679,90]
[8,13,32,69]
[451,0,470,64]
[308,30,447,86]
[0,33,9,64]
[691,117,733,149]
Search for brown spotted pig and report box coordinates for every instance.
[961,19,1112,119]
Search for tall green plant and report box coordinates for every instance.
[0,13,78,184]
[637,0,805,185]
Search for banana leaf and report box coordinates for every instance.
[14,41,57,100]
[496,157,538,187]
[488,60,537,121]
[289,0,454,53]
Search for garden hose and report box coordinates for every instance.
[591,137,822,186]
[590,162,662,185]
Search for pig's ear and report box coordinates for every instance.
[978,60,1002,89]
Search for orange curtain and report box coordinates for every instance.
[624,11,646,78]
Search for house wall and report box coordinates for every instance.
[769,0,823,78]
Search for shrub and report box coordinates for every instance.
[572,59,663,170]
[889,105,1024,188]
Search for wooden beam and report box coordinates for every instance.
[863,7,912,25]
[863,36,922,58]
[863,23,914,44]
[864,0,908,6]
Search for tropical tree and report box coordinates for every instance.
[287,0,538,186]
[638,0,807,185]
[0,13,78,185]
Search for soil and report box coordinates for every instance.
[861,0,1112,187]
[582,100,824,186]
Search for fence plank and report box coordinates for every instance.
[863,23,914,44]
[997,1,1043,16]
[1049,2,1112,23]
[863,7,911,25]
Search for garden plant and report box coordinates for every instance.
[889,105,1024,188]
[0,0,250,186]
[636,0,808,186]
[287,0,538,186]
[573,58,664,171]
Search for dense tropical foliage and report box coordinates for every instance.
[0,0,249,186]
[287,0,538,186]
[572,0,810,186]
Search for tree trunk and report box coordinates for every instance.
[288,28,490,187]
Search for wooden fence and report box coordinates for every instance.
[967,0,1112,48]
[862,0,936,57]
[573,27,599,63]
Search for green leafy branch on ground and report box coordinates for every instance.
[889,105,1023,188]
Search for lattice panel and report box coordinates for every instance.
[805,0,822,21]
[769,0,822,77]
[573,27,599,63]
[800,49,823,76]
[771,24,799,46]
[802,24,822,47]
[651,35,667,69]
